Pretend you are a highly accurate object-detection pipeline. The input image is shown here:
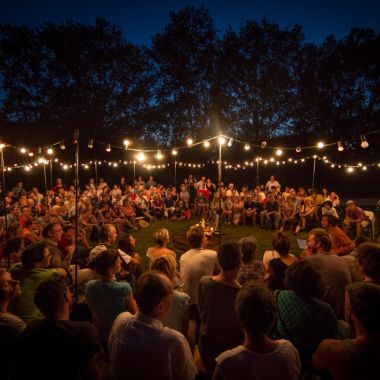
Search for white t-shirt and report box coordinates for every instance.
[179,248,218,305]
[215,341,301,380]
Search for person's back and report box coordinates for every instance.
[214,283,300,380]
[12,276,99,380]
[305,253,351,318]
[179,248,217,305]
[109,272,196,380]
[215,340,300,380]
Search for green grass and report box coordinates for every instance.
[125,218,308,270]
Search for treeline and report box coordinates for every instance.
[0,6,379,148]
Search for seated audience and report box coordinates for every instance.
[214,282,301,380]
[108,271,197,380]
[343,200,370,238]
[321,215,352,256]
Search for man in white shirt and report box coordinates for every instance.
[179,226,219,347]
[109,272,197,380]
[265,175,281,194]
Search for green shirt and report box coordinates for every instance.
[9,263,60,324]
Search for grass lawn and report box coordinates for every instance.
[126,218,308,270]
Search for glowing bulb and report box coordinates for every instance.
[296,146,301,153]
[106,144,111,152]
[244,144,250,151]
[156,150,163,160]
[360,136,369,149]
[276,149,283,156]
[47,148,53,155]
[261,141,267,149]
[24,166,31,171]
[172,149,178,156]
[20,148,26,154]
[123,139,130,148]
[362,166,367,171]
[204,141,210,148]
[88,139,94,149]
[317,142,324,149]
[0,143,5,149]
[337,141,344,152]
[63,164,68,170]
[187,138,193,146]
[347,167,354,173]
[218,136,226,145]
[137,151,145,161]
[28,152,34,157]
[227,138,233,147]
[60,142,65,150]
[84,164,89,169]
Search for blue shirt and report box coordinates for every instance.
[85,280,132,341]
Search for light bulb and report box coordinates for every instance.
[276,149,283,156]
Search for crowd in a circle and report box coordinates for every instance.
[0,173,379,380]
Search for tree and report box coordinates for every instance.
[217,19,305,142]
[149,6,219,144]
[0,18,152,145]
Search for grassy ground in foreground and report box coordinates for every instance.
[125,218,308,270]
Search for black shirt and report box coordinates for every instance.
[12,319,99,380]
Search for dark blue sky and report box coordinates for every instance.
[1,0,380,45]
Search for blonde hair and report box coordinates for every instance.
[151,254,177,281]
[153,228,169,247]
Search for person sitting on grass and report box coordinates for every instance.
[146,228,176,269]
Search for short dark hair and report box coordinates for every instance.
[135,272,172,315]
[272,232,290,256]
[34,275,68,318]
[186,226,204,248]
[117,235,134,254]
[235,282,276,337]
[357,243,380,282]
[323,215,339,227]
[42,222,60,239]
[5,236,24,256]
[348,282,380,331]
[93,250,119,276]
[310,228,332,252]
[285,260,321,298]
[98,224,113,243]
[217,242,242,270]
[238,237,257,263]
[21,242,48,269]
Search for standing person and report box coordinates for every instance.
[213,283,301,380]
[12,276,100,380]
[265,175,281,194]
[85,250,137,344]
[0,269,25,380]
[305,228,352,319]
[313,283,380,380]
[109,272,197,380]
[275,261,339,376]
[152,255,190,336]
[237,236,265,285]
[267,232,298,291]
[179,226,219,349]
[198,243,244,373]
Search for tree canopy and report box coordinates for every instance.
[1,7,379,148]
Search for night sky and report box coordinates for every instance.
[1,0,380,45]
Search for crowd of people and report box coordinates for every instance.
[0,174,379,380]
